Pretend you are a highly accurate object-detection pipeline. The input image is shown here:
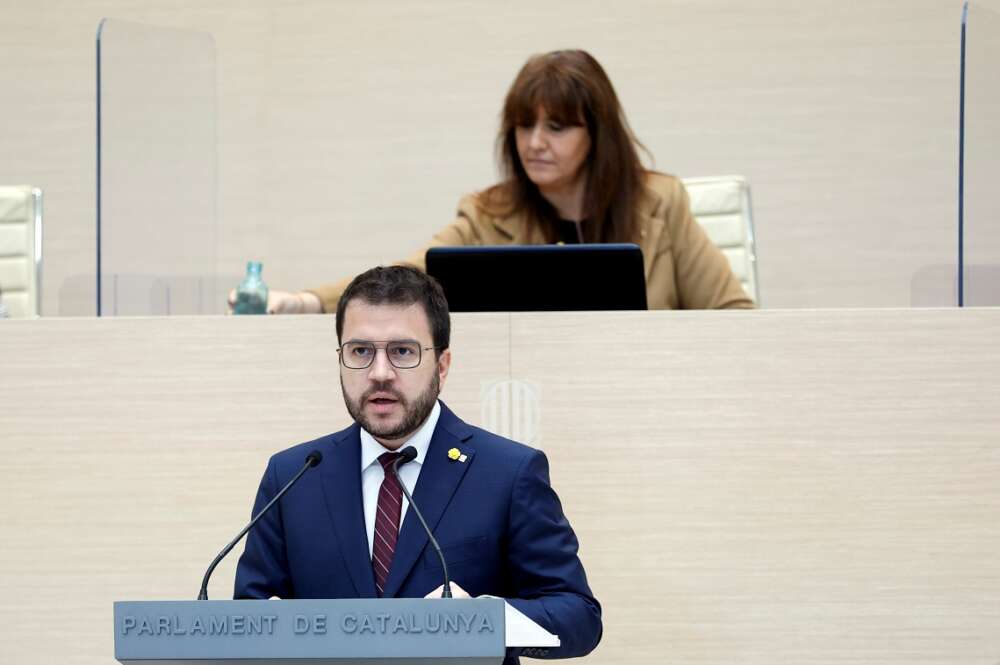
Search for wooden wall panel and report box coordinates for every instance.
[510,309,1000,663]
[1,310,999,662]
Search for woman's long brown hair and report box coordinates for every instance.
[483,50,648,244]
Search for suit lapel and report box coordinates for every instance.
[489,215,517,241]
[638,184,665,282]
[382,404,475,598]
[489,211,546,244]
[318,424,378,598]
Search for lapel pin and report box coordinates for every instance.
[448,447,461,461]
[458,454,468,463]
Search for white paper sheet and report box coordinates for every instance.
[503,600,561,648]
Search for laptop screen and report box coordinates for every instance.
[425,244,647,312]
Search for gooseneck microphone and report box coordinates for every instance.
[197,450,323,600]
[392,446,453,599]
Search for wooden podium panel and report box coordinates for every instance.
[511,309,1000,664]
[1,309,998,664]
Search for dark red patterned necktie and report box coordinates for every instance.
[372,452,403,597]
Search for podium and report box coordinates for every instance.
[114,598,559,664]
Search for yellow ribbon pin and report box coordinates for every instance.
[448,448,461,461]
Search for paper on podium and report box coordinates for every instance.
[504,601,560,648]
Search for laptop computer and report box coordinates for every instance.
[425,244,647,312]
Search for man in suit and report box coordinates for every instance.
[234,265,602,662]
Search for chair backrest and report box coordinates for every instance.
[682,175,760,304]
[0,186,43,318]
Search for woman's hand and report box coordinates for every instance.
[227,289,323,314]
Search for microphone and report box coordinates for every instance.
[197,450,323,600]
[392,446,453,599]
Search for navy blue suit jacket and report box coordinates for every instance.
[234,402,602,662]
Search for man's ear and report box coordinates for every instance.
[436,348,452,387]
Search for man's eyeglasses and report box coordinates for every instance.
[337,341,439,370]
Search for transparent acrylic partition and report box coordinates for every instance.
[97,19,219,315]
[961,1,1000,305]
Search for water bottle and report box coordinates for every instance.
[233,261,269,315]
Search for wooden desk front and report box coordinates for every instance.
[1,309,998,664]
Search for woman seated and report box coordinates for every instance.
[249,49,754,313]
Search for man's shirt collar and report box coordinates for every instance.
[359,400,441,470]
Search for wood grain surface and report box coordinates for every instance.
[0,309,998,663]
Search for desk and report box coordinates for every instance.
[1,309,998,663]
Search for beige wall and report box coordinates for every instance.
[1,0,997,315]
[1,309,999,663]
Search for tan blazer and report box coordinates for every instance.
[309,172,754,312]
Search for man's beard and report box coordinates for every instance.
[342,373,440,442]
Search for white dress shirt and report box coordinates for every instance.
[359,400,441,558]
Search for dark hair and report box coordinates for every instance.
[484,49,648,244]
[335,265,450,353]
